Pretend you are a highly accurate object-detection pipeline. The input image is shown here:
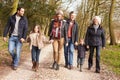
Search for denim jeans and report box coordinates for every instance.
[88,46,101,70]
[64,38,74,66]
[8,36,22,67]
[31,45,41,62]
[77,57,85,65]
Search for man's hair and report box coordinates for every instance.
[17,7,24,11]
[69,11,76,16]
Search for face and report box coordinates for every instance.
[70,13,76,21]
[34,26,39,33]
[80,39,84,45]
[56,14,62,20]
[17,8,25,16]
[93,18,99,25]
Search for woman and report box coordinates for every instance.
[85,16,105,73]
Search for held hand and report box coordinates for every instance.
[20,38,25,43]
[3,37,7,42]
[87,45,89,49]
[75,42,78,46]
[49,39,54,43]
[102,47,105,49]
[66,43,68,46]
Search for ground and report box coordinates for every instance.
[0,43,119,80]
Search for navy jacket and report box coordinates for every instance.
[77,44,87,58]
[85,25,105,47]
[3,13,28,39]
[48,19,68,43]
[66,19,78,43]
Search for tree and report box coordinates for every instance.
[109,0,117,45]
[11,0,19,15]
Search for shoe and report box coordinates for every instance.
[64,65,68,68]
[13,66,17,70]
[55,64,59,70]
[52,61,56,69]
[88,66,91,70]
[35,62,39,72]
[32,61,36,71]
[95,70,100,73]
[69,65,73,70]
[77,64,80,68]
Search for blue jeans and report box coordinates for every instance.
[8,36,22,67]
[31,45,41,62]
[64,38,74,66]
[88,46,101,70]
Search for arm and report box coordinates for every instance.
[101,29,106,47]
[48,20,53,40]
[75,23,78,43]
[3,17,11,37]
[85,28,89,46]
[22,17,28,40]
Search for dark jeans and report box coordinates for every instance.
[64,38,74,66]
[31,45,41,62]
[77,57,85,65]
[88,46,101,71]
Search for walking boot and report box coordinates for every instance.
[55,64,59,70]
[52,61,56,69]
[32,61,36,71]
[35,62,39,72]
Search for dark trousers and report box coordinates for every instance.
[77,57,85,65]
[31,45,41,62]
[88,46,101,71]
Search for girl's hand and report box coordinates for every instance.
[66,43,68,46]
[75,42,78,46]
[49,39,54,43]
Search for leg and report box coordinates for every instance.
[77,56,80,68]
[88,46,94,70]
[68,40,74,69]
[95,46,101,73]
[80,58,85,72]
[35,48,40,72]
[8,36,16,65]
[64,44,69,67]
[52,39,58,69]
[14,38,22,67]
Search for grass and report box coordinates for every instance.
[101,44,120,75]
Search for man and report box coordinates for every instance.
[3,7,28,70]
[64,11,78,69]
[48,10,68,70]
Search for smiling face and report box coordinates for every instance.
[17,8,25,16]
[70,13,76,21]
[56,14,63,20]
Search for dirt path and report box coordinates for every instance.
[1,44,119,80]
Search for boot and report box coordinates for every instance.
[35,62,39,72]
[32,61,36,71]
[55,64,59,70]
[80,65,82,72]
[52,61,56,69]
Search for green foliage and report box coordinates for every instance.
[101,45,120,75]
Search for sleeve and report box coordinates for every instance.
[3,17,11,37]
[22,17,28,39]
[85,28,89,45]
[64,21,68,43]
[75,23,78,42]
[48,20,53,40]
[101,29,106,47]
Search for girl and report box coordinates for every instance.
[28,25,45,72]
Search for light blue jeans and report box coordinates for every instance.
[8,36,22,67]
[64,38,74,66]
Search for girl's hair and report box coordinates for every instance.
[32,25,42,40]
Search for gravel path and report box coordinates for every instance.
[1,44,120,80]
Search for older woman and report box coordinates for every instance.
[85,16,105,73]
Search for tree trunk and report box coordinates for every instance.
[11,0,19,15]
[109,0,117,45]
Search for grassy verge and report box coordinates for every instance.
[101,44,120,75]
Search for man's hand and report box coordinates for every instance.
[3,37,7,42]
[49,39,54,43]
[87,45,89,49]
[20,38,25,43]
[75,42,78,46]
[66,43,68,46]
